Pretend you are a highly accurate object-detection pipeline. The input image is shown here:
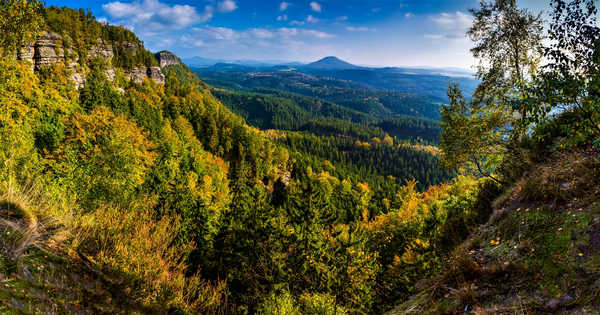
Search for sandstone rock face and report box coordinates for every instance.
[125,67,147,84]
[147,67,165,84]
[17,31,64,70]
[155,51,182,68]
[34,32,64,67]
[125,66,165,85]
[71,72,85,90]
[123,42,141,54]
[89,39,114,60]
[16,32,166,88]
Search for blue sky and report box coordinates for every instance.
[46,0,550,68]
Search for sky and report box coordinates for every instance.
[46,0,551,69]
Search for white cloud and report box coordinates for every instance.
[250,28,275,39]
[346,26,375,32]
[217,0,238,13]
[424,34,444,39]
[279,1,291,11]
[278,27,299,38]
[190,26,240,41]
[302,29,334,38]
[102,0,212,33]
[291,14,319,25]
[404,13,414,18]
[187,26,333,44]
[310,1,322,12]
[277,15,288,21]
[430,11,473,39]
[336,16,348,21]
[306,15,319,23]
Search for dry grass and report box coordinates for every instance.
[73,200,230,313]
[518,148,600,204]
[0,181,71,264]
[0,180,230,314]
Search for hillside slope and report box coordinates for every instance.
[387,147,600,314]
[0,4,465,314]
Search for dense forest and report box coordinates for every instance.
[212,88,442,142]
[0,0,599,314]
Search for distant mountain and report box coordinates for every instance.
[304,68,478,102]
[184,56,305,68]
[303,56,362,71]
[183,56,226,67]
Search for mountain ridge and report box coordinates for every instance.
[302,56,363,70]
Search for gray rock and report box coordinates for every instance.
[125,66,165,85]
[105,68,116,82]
[155,51,182,68]
[89,39,114,60]
[123,42,141,54]
[71,72,85,90]
[17,31,63,70]
[147,66,165,84]
[16,32,164,88]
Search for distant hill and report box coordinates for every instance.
[303,56,362,71]
[306,68,478,102]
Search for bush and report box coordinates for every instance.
[257,291,301,315]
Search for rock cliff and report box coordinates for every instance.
[155,51,182,68]
[126,66,165,85]
[16,31,165,88]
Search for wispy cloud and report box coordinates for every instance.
[306,15,319,23]
[404,13,414,18]
[277,15,288,21]
[189,25,334,40]
[346,26,375,32]
[217,0,237,13]
[279,1,291,11]
[290,14,320,26]
[303,29,334,38]
[429,11,472,39]
[310,1,322,12]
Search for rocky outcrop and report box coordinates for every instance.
[17,31,65,70]
[125,66,165,85]
[16,32,166,87]
[147,67,165,84]
[123,42,141,54]
[88,39,114,60]
[155,51,182,68]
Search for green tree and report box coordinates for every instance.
[0,0,44,56]
[469,0,543,133]
[441,0,543,180]
[536,0,600,141]
[440,84,507,184]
